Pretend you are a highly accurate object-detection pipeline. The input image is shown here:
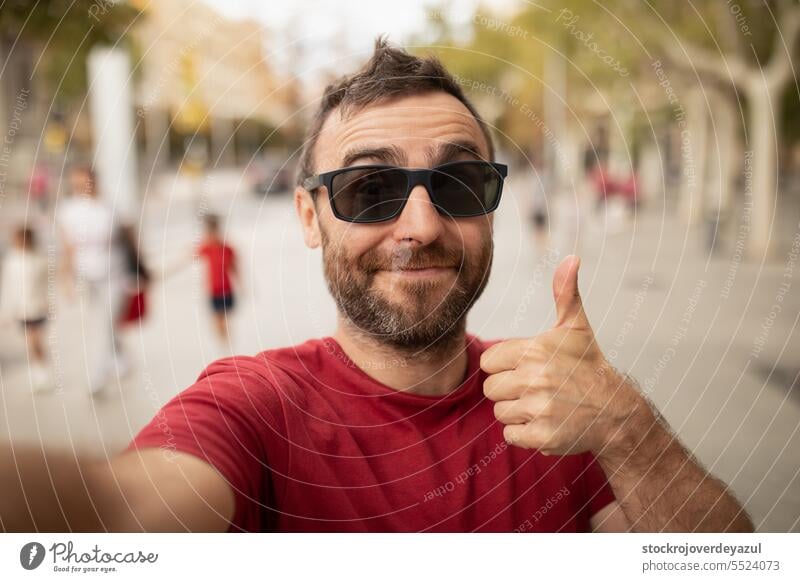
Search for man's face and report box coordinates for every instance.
[296,92,495,350]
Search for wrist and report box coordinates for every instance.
[597,377,672,474]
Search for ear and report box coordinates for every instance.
[295,186,321,248]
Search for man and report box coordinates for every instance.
[0,40,752,533]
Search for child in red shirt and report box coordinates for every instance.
[197,215,238,342]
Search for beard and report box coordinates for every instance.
[321,228,493,353]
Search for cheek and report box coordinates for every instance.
[445,220,492,258]
[321,219,389,260]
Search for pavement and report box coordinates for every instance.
[0,168,798,531]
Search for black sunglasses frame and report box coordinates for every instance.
[302,160,508,224]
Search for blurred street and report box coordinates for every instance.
[1,169,798,531]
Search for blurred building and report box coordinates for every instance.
[132,0,301,172]
[0,0,301,218]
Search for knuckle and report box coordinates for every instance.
[521,396,541,419]
[541,398,559,418]
[537,369,558,387]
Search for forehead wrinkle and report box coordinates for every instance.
[317,94,490,170]
[341,144,408,167]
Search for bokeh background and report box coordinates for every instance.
[0,0,798,531]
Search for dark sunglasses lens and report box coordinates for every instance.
[330,168,409,222]
[431,163,501,217]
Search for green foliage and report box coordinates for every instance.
[0,0,141,101]
[414,0,797,147]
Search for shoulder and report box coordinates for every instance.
[3,251,37,270]
[3,250,22,264]
[1,253,18,276]
[193,353,287,399]
[254,338,335,379]
[186,339,331,404]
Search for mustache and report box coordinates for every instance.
[357,241,466,273]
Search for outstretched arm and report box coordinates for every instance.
[0,444,234,532]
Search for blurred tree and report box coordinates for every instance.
[628,0,800,257]
[416,0,798,257]
[0,0,141,101]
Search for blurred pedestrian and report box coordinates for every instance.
[618,171,638,217]
[528,156,550,248]
[196,214,238,343]
[57,165,129,395]
[27,163,50,214]
[589,160,613,212]
[118,225,151,328]
[0,225,52,392]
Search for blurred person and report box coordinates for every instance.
[0,40,751,533]
[588,159,613,212]
[527,154,550,248]
[118,225,151,328]
[196,214,238,344]
[57,165,129,395]
[0,225,52,392]
[27,163,51,213]
[618,171,638,217]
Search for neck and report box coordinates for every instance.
[333,316,469,396]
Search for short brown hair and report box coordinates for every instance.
[204,214,220,232]
[14,225,36,250]
[296,37,495,186]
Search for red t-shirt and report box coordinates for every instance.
[197,241,236,297]
[127,336,616,532]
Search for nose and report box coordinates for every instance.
[391,184,444,245]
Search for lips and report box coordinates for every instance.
[382,266,456,278]
[396,265,454,271]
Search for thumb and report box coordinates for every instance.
[552,255,590,329]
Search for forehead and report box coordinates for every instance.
[313,92,490,171]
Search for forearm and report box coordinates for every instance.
[1,443,235,532]
[597,402,753,532]
[0,444,111,532]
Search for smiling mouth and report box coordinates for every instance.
[381,266,456,278]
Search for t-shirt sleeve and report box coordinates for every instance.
[125,356,285,531]
[582,452,616,518]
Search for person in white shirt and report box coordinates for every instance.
[0,226,52,391]
[57,165,129,395]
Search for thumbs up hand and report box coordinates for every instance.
[481,255,648,457]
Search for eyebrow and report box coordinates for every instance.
[427,140,485,166]
[340,145,408,168]
[337,139,486,170]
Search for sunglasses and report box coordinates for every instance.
[303,160,508,223]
